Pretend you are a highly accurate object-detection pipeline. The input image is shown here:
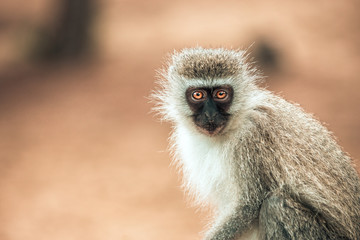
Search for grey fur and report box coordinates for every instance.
[172,48,242,79]
[152,47,360,240]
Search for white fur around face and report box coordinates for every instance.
[173,122,239,209]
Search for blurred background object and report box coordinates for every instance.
[29,0,95,62]
[0,0,359,239]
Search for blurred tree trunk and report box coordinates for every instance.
[34,0,95,62]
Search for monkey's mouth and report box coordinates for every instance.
[193,114,229,136]
[196,123,226,136]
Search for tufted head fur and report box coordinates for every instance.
[172,48,243,79]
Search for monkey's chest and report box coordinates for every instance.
[176,131,236,205]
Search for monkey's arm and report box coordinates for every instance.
[259,187,331,240]
[205,204,259,240]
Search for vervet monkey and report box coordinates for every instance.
[152,47,360,240]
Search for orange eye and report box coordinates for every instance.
[216,90,227,99]
[192,91,204,100]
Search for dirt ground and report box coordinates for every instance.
[0,1,359,240]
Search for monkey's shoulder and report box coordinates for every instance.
[247,94,330,139]
[241,94,354,171]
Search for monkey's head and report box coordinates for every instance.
[153,47,260,137]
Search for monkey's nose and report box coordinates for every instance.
[205,115,215,123]
[204,111,218,121]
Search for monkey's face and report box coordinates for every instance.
[185,85,233,136]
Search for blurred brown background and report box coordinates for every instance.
[0,0,359,239]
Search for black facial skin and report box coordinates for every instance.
[185,85,233,136]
